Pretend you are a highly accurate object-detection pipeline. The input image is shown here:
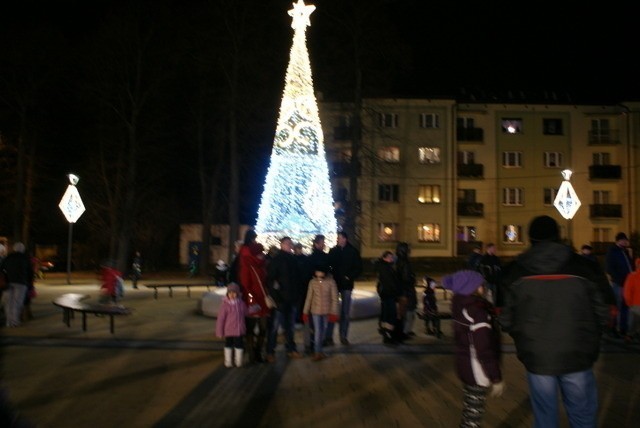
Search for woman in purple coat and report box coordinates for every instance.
[216,283,248,368]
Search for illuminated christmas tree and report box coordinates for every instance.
[255,0,337,251]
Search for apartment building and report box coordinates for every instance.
[320,98,640,259]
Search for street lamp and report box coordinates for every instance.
[58,173,85,284]
[553,169,581,243]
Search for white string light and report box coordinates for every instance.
[255,1,337,252]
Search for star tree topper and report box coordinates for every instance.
[288,0,315,30]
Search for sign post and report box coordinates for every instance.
[58,174,85,284]
[553,169,580,243]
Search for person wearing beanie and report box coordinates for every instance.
[442,269,504,427]
[216,283,248,368]
[501,215,610,427]
[605,231,633,337]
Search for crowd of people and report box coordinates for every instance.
[215,230,362,365]
[3,216,635,426]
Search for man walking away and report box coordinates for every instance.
[501,215,609,428]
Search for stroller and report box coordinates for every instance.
[417,276,443,338]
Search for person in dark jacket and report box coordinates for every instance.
[376,251,400,344]
[500,215,609,428]
[326,231,362,346]
[395,242,417,339]
[265,236,303,361]
[1,242,33,327]
[478,243,501,305]
[605,232,634,336]
[443,269,504,428]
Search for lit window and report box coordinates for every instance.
[456,225,478,242]
[503,224,523,243]
[503,188,524,206]
[378,222,398,242]
[544,152,563,168]
[501,118,523,134]
[378,113,398,128]
[418,185,441,204]
[418,223,440,242]
[419,113,440,129]
[543,118,563,135]
[378,184,400,202]
[378,146,400,163]
[543,188,559,205]
[418,147,441,164]
[502,151,522,167]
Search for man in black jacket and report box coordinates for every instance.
[326,231,362,346]
[265,237,303,361]
[500,216,609,428]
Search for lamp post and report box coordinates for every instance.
[553,169,581,243]
[58,174,85,284]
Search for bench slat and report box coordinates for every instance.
[52,293,131,334]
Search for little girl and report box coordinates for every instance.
[302,268,339,361]
[216,283,248,367]
[442,270,504,427]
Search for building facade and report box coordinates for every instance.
[320,98,640,259]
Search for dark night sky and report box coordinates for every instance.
[2,0,637,102]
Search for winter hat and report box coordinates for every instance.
[528,215,560,242]
[226,283,241,295]
[441,270,484,296]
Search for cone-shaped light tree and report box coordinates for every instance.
[255,0,337,252]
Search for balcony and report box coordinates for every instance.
[588,130,620,145]
[457,202,484,217]
[457,163,484,178]
[456,127,484,142]
[589,165,622,180]
[589,204,622,218]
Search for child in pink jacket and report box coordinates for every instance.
[216,283,248,367]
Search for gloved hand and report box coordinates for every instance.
[490,381,505,398]
[328,313,339,323]
[302,313,309,324]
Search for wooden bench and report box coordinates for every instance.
[145,283,213,300]
[53,293,132,334]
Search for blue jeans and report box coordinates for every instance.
[266,302,298,354]
[527,369,598,428]
[325,289,352,341]
[312,314,328,354]
[612,283,629,334]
